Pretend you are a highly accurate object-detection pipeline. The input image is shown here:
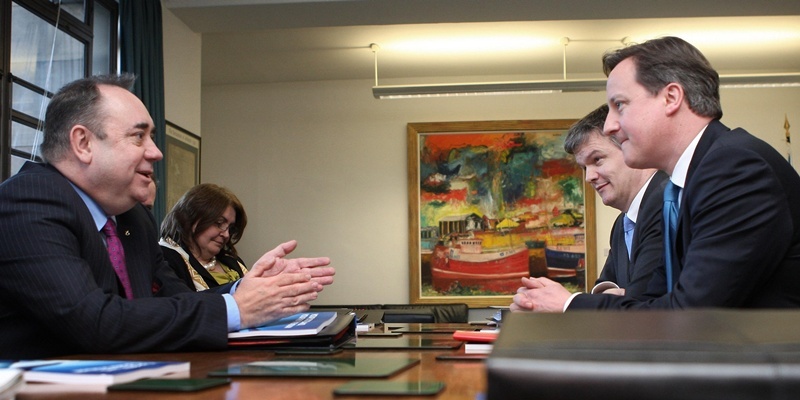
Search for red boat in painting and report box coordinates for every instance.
[545,233,586,278]
[431,237,529,293]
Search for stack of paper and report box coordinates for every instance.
[0,369,24,399]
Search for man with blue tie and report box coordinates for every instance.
[513,36,800,311]
[564,104,668,304]
[511,104,667,311]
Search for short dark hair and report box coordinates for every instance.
[564,104,611,155]
[41,73,137,163]
[160,183,248,257]
[602,36,722,119]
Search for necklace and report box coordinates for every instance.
[200,257,217,270]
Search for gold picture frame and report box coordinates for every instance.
[408,120,596,307]
[165,121,201,211]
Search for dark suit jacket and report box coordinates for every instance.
[572,120,800,309]
[592,171,669,296]
[0,162,229,358]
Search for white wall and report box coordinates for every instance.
[162,4,202,137]
[199,79,800,305]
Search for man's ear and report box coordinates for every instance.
[70,125,93,164]
[663,82,684,116]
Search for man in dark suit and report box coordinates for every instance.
[0,74,335,358]
[513,36,800,311]
[511,104,667,311]
[565,104,668,304]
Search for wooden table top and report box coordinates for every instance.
[16,326,489,400]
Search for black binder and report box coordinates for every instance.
[487,310,800,400]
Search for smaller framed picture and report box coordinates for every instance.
[165,121,201,211]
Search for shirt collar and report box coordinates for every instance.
[625,171,657,224]
[670,124,708,189]
[68,182,111,232]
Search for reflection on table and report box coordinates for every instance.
[17,323,488,400]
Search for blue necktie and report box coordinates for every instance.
[663,181,680,293]
[623,215,635,260]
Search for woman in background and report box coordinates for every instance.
[160,183,249,291]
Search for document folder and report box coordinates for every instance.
[227,311,356,350]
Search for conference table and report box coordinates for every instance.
[16,323,488,400]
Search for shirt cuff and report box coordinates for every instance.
[563,292,582,312]
[591,281,621,294]
[222,293,241,332]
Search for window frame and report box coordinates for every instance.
[0,0,118,180]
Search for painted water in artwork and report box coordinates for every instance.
[418,130,587,297]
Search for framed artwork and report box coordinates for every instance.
[165,121,201,211]
[408,120,596,307]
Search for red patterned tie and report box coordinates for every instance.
[102,218,134,299]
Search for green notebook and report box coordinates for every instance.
[208,354,419,378]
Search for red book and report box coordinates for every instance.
[452,330,499,343]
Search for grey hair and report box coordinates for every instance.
[41,73,137,163]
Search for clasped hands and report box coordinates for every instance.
[511,277,572,313]
[233,240,334,328]
[511,277,626,313]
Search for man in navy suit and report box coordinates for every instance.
[567,104,668,305]
[512,104,667,311]
[513,36,800,311]
[0,74,335,358]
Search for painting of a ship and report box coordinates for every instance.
[410,124,595,305]
[545,233,586,278]
[431,236,529,293]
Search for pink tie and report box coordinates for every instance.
[102,218,134,299]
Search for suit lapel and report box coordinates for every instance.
[615,216,631,286]
[116,207,151,298]
[632,170,667,249]
[677,120,729,272]
[685,120,727,191]
[40,163,126,296]
[627,171,667,281]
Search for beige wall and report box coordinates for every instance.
[162,4,202,136]
[199,80,800,305]
[163,8,800,306]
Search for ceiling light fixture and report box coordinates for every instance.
[370,40,800,99]
[717,73,800,88]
